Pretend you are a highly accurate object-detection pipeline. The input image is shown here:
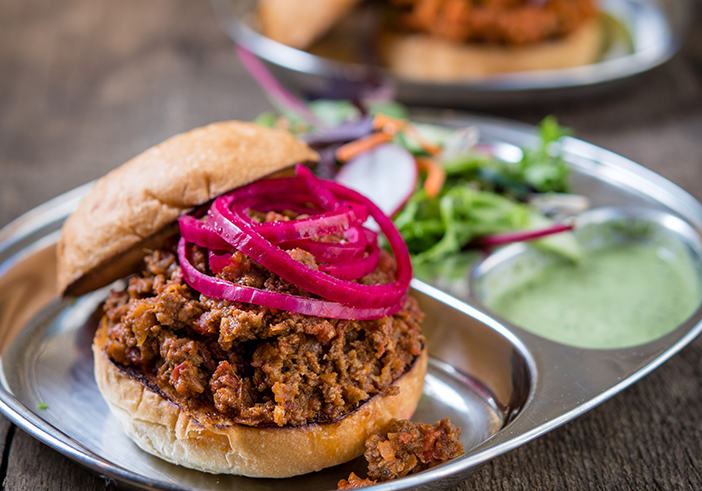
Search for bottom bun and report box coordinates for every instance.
[379,18,602,81]
[93,325,428,478]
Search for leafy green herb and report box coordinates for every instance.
[37,402,48,410]
[435,117,572,199]
[367,101,408,120]
[254,111,277,128]
[394,116,579,269]
[396,185,530,264]
[509,116,572,193]
[308,100,359,126]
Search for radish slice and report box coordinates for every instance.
[335,144,418,218]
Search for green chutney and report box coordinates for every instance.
[486,243,700,349]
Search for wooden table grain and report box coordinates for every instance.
[1,0,702,489]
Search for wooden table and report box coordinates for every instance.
[1,0,701,489]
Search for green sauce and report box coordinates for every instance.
[486,243,701,349]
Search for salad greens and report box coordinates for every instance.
[392,116,580,270]
[514,115,572,193]
[254,99,581,279]
[395,186,530,264]
[439,116,571,197]
[256,100,408,130]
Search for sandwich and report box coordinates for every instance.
[257,0,602,80]
[57,121,427,478]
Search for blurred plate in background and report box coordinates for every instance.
[211,0,691,107]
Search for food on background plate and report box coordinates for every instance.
[57,121,428,478]
[256,0,626,80]
[379,0,601,79]
[338,418,464,488]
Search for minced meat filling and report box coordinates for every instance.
[101,243,424,427]
[337,418,464,488]
[365,418,463,480]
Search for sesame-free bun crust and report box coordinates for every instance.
[258,0,364,50]
[93,325,428,478]
[380,18,602,81]
[57,121,318,297]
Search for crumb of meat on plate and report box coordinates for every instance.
[338,417,464,488]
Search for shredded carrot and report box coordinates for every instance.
[336,131,394,162]
[372,114,441,156]
[373,114,407,135]
[417,157,446,198]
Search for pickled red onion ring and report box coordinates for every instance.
[178,239,403,320]
[210,197,406,309]
[180,202,368,262]
[216,177,307,201]
[297,164,339,211]
[319,241,380,280]
[179,215,231,250]
[280,227,370,263]
[177,166,413,318]
[239,199,321,217]
[231,201,368,244]
[208,249,234,274]
[324,180,413,287]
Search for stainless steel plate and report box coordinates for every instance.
[1,112,702,490]
[210,0,692,107]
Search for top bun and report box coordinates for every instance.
[57,121,318,297]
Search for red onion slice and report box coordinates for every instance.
[297,165,339,210]
[235,46,323,127]
[235,197,322,218]
[319,241,380,280]
[325,181,413,287]
[300,116,374,146]
[179,216,232,250]
[209,193,409,309]
[472,222,575,246]
[221,177,308,201]
[209,249,233,274]
[179,238,403,320]
[281,226,370,263]
[231,201,368,244]
[177,167,413,318]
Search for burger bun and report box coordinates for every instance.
[57,121,318,297]
[379,18,602,81]
[93,324,428,478]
